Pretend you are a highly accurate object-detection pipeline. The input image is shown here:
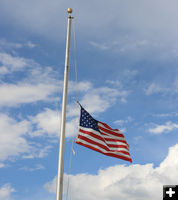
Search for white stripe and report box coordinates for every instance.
[79,126,100,135]
[98,122,123,134]
[78,130,109,149]
[77,138,131,159]
[78,128,129,151]
[104,140,128,146]
[78,131,129,153]
[106,141,129,148]
[99,128,125,139]
[101,133,126,141]
[79,125,126,141]
[98,124,125,138]
[109,147,129,153]
[79,126,128,147]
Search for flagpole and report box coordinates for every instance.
[56,8,73,200]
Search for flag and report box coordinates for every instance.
[76,105,132,163]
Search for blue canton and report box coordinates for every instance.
[80,107,100,132]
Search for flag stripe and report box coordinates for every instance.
[76,139,132,162]
[79,128,105,143]
[102,135,127,143]
[79,127,129,148]
[78,129,110,150]
[79,127,127,145]
[98,125,125,138]
[79,127,129,150]
[78,129,130,155]
[76,138,131,157]
[77,134,111,152]
[76,105,132,163]
[98,121,120,132]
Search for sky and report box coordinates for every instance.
[0,0,178,199]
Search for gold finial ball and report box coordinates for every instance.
[67,8,73,14]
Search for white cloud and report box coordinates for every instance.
[80,87,121,113]
[153,112,178,118]
[28,82,124,139]
[1,0,178,60]
[144,80,178,96]
[0,184,15,200]
[25,41,36,48]
[45,142,178,200]
[0,39,23,50]
[0,113,54,164]
[0,113,31,161]
[0,53,27,74]
[0,39,36,51]
[106,80,123,88]
[89,41,110,51]
[0,83,58,107]
[31,108,79,138]
[0,163,6,168]
[22,145,53,159]
[145,83,165,95]
[68,81,92,94]
[148,121,178,134]
[20,164,45,171]
[114,116,133,126]
[30,83,123,138]
[0,52,59,107]
[31,108,61,137]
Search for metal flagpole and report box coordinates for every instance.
[56,8,73,200]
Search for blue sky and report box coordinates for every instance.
[0,0,178,199]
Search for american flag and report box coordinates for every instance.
[76,105,132,163]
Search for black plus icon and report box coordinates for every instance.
[163,185,178,200]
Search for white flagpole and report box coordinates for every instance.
[56,8,73,200]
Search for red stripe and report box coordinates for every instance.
[103,137,128,145]
[79,128,105,143]
[77,134,110,151]
[79,129,129,150]
[76,141,132,163]
[78,134,130,154]
[99,121,119,131]
[77,134,131,156]
[107,144,129,149]
[99,126,125,138]
[78,134,129,153]
[79,128,127,145]
[112,150,130,156]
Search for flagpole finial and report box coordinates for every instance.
[67,8,73,14]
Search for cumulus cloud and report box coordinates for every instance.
[0,113,31,161]
[148,121,178,134]
[31,108,78,138]
[0,184,15,200]
[31,108,61,137]
[0,113,54,164]
[80,87,120,113]
[0,53,27,74]
[0,52,59,107]
[31,82,123,138]
[45,142,178,200]
[0,83,58,107]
